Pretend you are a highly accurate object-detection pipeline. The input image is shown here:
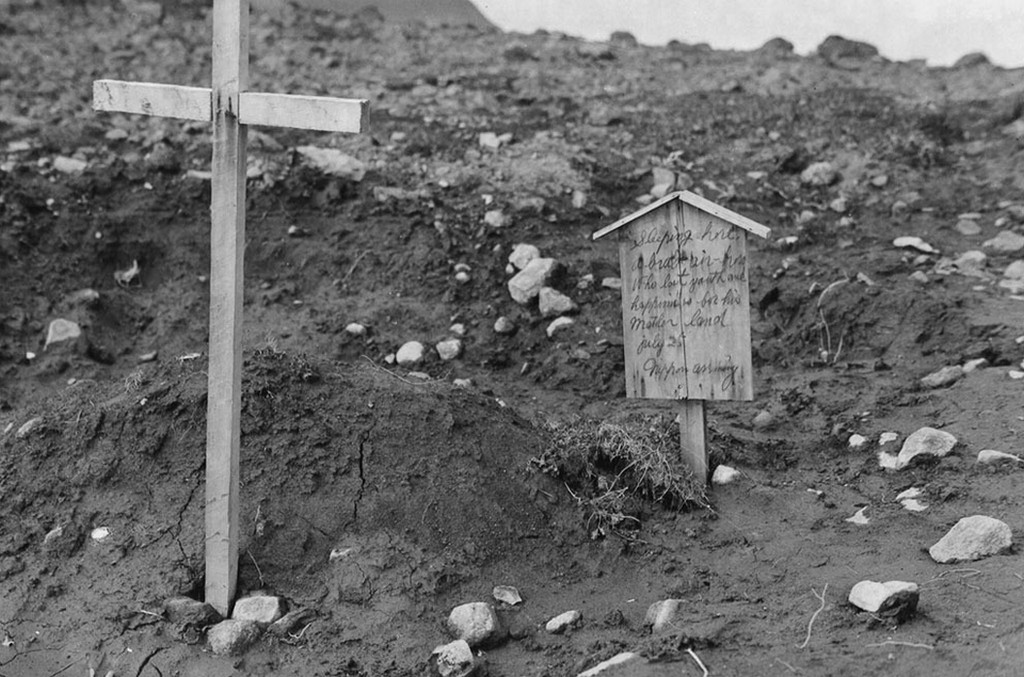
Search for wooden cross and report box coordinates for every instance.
[92,0,369,616]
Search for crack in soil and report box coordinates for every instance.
[351,416,378,526]
[134,645,164,677]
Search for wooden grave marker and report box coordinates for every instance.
[593,191,770,481]
[92,0,369,615]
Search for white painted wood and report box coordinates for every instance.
[239,92,368,133]
[680,191,771,239]
[204,0,249,618]
[93,80,212,121]
[593,191,771,241]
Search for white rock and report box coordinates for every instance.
[895,487,922,502]
[295,146,365,181]
[432,639,476,677]
[453,378,472,389]
[879,432,899,446]
[508,258,558,304]
[447,602,503,647]
[449,323,467,337]
[650,182,674,199]
[901,499,928,512]
[601,277,622,290]
[651,167,676,189]
[800,161,838,186]
[484,209,509,228]
[492,585,522,606]
[53,156,88,174]
[345,322,367,337]
[396,341,426,366]
[45,319,82,349]
[711,465,740,485]
[232,595,285,624]
[643,599,682,633]
[752,410,774,429]
[848,581,919,618]
[90,527,110,541]
[572,190,588,209]
[954,250,987,276]
[478,132,501,149]
[848,434,868,449]
[538,287,577,318]
[577,652,644,677]
[1010,370,1024,380]
[983,230,1024,253]
[545,609,582,634]
[977,449,1022,465]
[436,338,463,362]
[893,236,937,254]
[877,451,900,469]
[508,243,541,270]
[929,515,1013,563]
[921,365,964,388]
[493,316,516,335]
[1004,260,1024,280]
[845,507,870,525]
[962,358,988,373]
[955,218,981,236]
[895,427,957,469]
[207,619,262,656]
[454,271,471,284]
[546,317,575,338]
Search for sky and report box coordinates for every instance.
[474,0,1024,68]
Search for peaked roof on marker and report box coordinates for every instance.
[592,190,771,241]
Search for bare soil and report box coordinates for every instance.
[1,3,1023,676]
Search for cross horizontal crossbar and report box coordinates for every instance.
[93,80,369,134]
[94,80,211,121]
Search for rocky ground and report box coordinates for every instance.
[1,2,1023,676]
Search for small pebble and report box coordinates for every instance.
[545,609,582,634]
[977,449,1021,464]
[711,465,740,484]
[845,507,870,525]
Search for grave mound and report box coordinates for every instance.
[0,350,577,647]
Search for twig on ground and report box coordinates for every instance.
[865,640,934,650]
[776,657,799,673]
[246,549,265,588]
[798,583,829,649]
[922,568,981,585]
[342,250,371,284]
[360,355,431,386]
[686,648,708,677]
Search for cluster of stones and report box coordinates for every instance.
[161,594,314,656]
[431,586,585,677]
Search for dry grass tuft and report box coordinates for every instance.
[532,416,710,539]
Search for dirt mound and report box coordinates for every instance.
[0,350,579,670]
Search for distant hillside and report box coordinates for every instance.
[251,0,495,27]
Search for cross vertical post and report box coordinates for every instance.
[93,0,369,619]
[205,0,249,617]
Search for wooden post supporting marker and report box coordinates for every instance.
[93,0,369,615]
